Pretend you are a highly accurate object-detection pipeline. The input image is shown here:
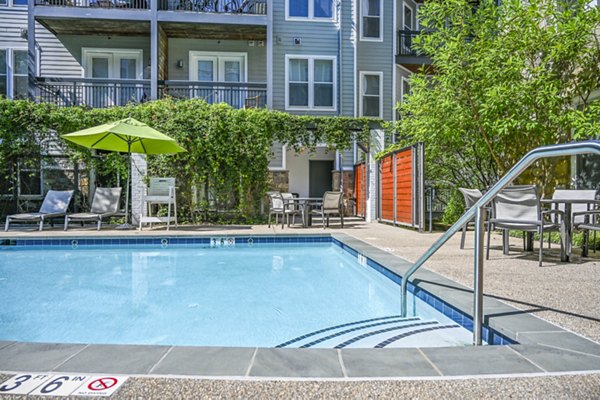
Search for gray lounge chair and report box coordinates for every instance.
[64,187,122,230]
[486,185,564,266]
[4,190,74,231]
[313,191,344,228]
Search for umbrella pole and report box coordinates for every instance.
[125,151,131,224]
[117,142,133,230]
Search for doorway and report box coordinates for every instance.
[309,160,334,198]
[189,51,247,107]
[82,48,143,107]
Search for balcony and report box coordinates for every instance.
[158,0,266,14]
[35,77,151,108]
[396,30,432,69]
[159,80,267,108]
[35,0,149,9]
[34,77,267,109]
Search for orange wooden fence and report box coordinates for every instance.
[378,143,424,229]
[353,162,367,218]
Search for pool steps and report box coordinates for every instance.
[277,316,462,349]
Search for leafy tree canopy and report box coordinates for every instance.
[386,0,600,206]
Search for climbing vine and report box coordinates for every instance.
[0,98,376,221]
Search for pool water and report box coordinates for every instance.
[0,243,473,348]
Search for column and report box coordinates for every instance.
[131,154,147,226]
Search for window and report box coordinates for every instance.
[0,49,28,100]
[0,0,27,6]
[401,5,414,53]
[401,77,411,102]
[286,55,336,110]
[287,0,333,19]
[361,0,382,40]
[360,72,382,118]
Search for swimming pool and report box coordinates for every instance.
[0,237,477,348]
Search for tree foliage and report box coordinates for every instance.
[0,99,375,221]
[387,0,600,211]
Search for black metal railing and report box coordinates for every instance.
[397,30,425,57]
[159,80,267,108]
[35,77,151,108]
[158,0,266,14]
[35,0,149,8]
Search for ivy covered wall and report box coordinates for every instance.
[0,99,377,222]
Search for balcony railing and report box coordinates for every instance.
[35,0,149,8]
[397,30,425,57]
[159,80,267,108]
[158,0,266,14]
[35,77,151,108]
[34,78,266,109]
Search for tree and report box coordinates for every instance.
[393,0,600,206]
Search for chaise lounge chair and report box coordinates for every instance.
[4,190,74,231]
[64,187,122,230]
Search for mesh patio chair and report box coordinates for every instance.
[458,188,484,249]
[486,185,564,267]
[5,190,74,231]
[267,192,301,229]
[573,206,600,257]
[312,191,344,228]
[64,187,122,230]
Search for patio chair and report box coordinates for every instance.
[458,188,483,249]
[5,190,74,231]
[486,185,564,267]
[312,191,344,228]
[267,192,301,229]
[64,187,122,230]
[573,207,600,257]
[139,177,177,230]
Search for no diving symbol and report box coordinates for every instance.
[87,377,117,391]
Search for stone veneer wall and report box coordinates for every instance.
[268,170,289,192]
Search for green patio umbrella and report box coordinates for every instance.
[62,117,186,227]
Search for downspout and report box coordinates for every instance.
[337,0,343,194]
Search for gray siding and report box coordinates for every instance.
[48,35,151,77]
[0,8,81,77]
[272,0,355,116]
[0,8,28,49]
[356,0,395,121]
[38,29,81,77]
[268,142,284,169]
[167,38,266,82]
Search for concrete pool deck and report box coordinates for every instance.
[1,221,599,397]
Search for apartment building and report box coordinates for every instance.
[1,0,430,217]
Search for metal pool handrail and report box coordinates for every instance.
[400,140,600,345]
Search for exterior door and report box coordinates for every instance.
[84,49,142,107]
[189,52,246,106]
[309,160,334,198]
[117,55,139,105]
[87,53,112,107]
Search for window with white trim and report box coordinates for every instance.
[0,48,28,100]
[287,0,333,19]
[401,77,411,102]
[360,72,382,118]
[286,55,336,110]
[361,0,382,40]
